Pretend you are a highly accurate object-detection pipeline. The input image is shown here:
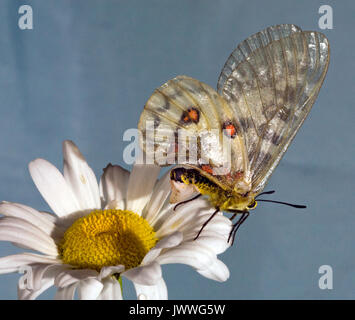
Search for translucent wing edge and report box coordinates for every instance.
[217,24,302,94]
[252,31,330,193]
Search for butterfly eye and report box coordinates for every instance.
[247,200,257,210]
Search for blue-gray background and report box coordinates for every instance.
[0,0,353,299]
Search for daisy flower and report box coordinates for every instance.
[0,140,232,300]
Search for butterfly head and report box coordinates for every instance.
[218,191,257,213]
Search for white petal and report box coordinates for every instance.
[99,164,129,207]
[77,278,104,300]
[0,221,58,256]
[190,215,232,236]
[18,277,54,300]
[125,164,160,215]
[0,216,57,247]
[99,265,124,280]
[0,253,60,274]
[29,158,80,217]
[180,214,232,255]
[142,231,183,265]
[155,199,214,238]
[18,264,65,300]
[140,250,161,266]
[156,231,183,249]
[123,261,162,286]
[97,277,123,300]
[157,236,230,282]
[54,283,77,300]
[196,259,230,282]
[55,269,98,288]
[191,232,230,255]
[143,170,171,224]
[169,180,200,204]
[155,242,216,274]
[18,264,53,291]
[104,199,125,210]
[62,140,101,211]
[134,277,167,300]
[39,211,58,223]
[0,202,57,235]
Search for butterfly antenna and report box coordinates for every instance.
[256,199,306,209]
[255,190,275,199]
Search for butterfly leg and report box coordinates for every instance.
[228,212,249,245]
[229,209,245,220]
[174,193,202,211]
[194,208,220,240]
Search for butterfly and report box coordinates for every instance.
[138,24,330,243]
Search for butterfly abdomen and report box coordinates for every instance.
[171,168,217,190]
[171,167,221,195]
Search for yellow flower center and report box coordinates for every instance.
[59,209,158,271]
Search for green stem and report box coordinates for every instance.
[118,276,123,293]
[113,273,123,298]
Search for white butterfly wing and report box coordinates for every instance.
[138,76,250,191]
[218,24,330,193]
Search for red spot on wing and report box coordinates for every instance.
[201,165,213,175]
[225,170,244,182]
[181,107,200,124]
[223,121,237,138]
[188,108,199,123]
[233,171,244,180]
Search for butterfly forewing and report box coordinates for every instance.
[217,24,302,94]
[219,25,330,193]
